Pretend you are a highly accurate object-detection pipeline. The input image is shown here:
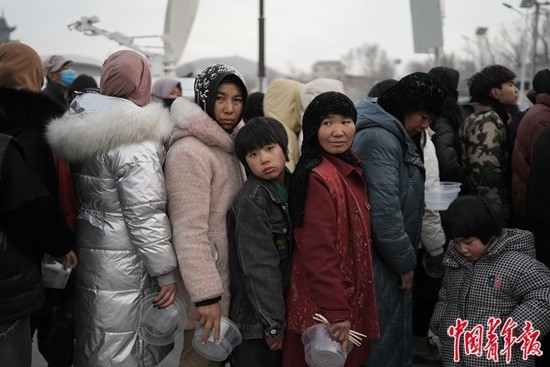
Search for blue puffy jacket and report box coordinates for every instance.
[352,97,424,367]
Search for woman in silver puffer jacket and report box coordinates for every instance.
[46,50,178,367]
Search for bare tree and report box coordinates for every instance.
[539,10,550,64]
[342,43,396,80]
[336,16,547,102]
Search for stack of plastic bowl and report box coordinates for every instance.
[301,323,352,367]
[138,292,186,346]
[192,316,242,362]
[424,181,462,211]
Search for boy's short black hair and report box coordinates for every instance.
[442,196,504,244]
[235,116,289,170]
[468,65,516,99]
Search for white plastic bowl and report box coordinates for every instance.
[424,181,462,211]
[138,292,186,346]
[41,254,72,289]
[301,323,352,367]
[192,316,242,362]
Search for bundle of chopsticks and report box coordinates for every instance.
[312,313,366,347]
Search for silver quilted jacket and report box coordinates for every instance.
[47,93,178,367]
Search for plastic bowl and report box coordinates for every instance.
[424,181,462,211]
[421,251,445,279]
[138,292,186,346]
[192,316,242,362]
[41,254,72,289]
[301,323,352,367]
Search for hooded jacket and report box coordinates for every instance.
[353,98,422,272]
[46,92,178,367]
[430,108,465,184]
[0,41,74,341]
[430,229,550,366]
[165,97,246,329]
[0,87,65,195]
[0,134,73,325]
[352,97,423,367]
[264,79,304,171]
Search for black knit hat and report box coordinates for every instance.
[377,72,447,123]
[532,69,550,94]
[301,91,357,154]
[194,64,248,123]
[290,91,357,227]
[367,79,397,98]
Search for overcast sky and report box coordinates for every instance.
[1,0,534,75]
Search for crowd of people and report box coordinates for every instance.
[1,40,550,367]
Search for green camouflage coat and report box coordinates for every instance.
[460,103,511,222]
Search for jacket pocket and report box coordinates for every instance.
[271,220,290,260]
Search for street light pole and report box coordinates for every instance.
[531,2,540,80]
[258,0,266,92]
[520,0,550,85]
[503,2,531,108]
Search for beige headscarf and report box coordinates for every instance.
[263,78,304,171]
[100,50,151,107]
[263,78,304,134]
[0,42,44,92]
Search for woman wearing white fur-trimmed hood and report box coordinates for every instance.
[46,50,178,367]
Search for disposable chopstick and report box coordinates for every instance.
[312,313,365,347]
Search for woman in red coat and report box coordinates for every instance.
[283,91,379,366]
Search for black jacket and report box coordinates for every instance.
[430,98,465,184]
[0,87,65,196]
[527,127,550,267]
[227,174,292,340]
[430,115,464,184]
[0,134,72,324]
[42,81,69,112]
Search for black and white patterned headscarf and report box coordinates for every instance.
[194,64,248,125]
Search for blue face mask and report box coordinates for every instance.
[59,69,77,87]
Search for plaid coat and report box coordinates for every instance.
[430,229,550,366]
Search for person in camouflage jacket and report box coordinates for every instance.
[460,65,518,224]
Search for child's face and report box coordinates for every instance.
[214,83,244,131]
[245,143,287,185]
[317,114,356,155]
[453,236,488,261]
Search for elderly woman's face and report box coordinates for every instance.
[317,114,356,154]
[404,111,433,136]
